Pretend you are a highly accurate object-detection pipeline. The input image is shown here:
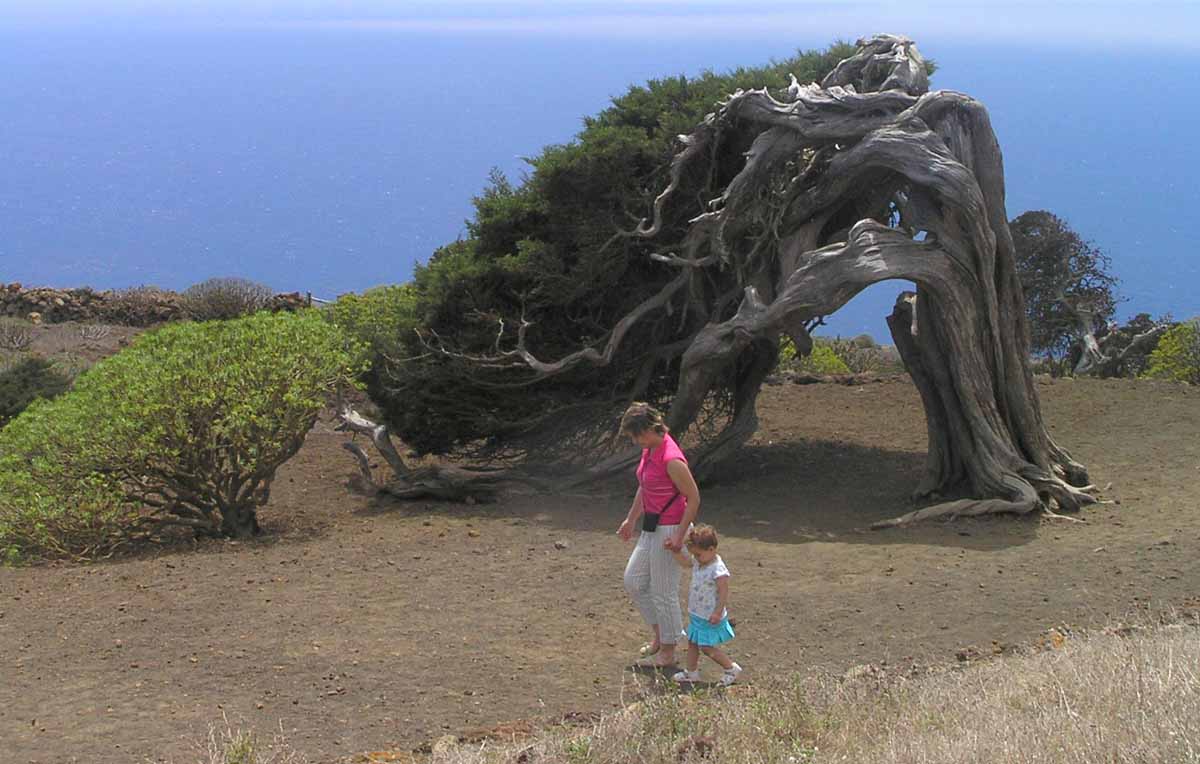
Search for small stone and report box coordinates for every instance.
[467,529,480,538]
[554,540,569,550]
[431,735,459,756]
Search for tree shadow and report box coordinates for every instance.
[696,439,1040,550]
[355,438,1039,552]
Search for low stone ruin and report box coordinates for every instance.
[0,283,310,326]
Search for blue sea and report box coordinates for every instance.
[1,22,1197,339]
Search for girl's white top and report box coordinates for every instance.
[688,554,730,618]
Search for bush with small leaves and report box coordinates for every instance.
[181,277,274,321]
[325,284,419,359]
[1142,320,1200,385]
[821,337,901,374]
[0,355,73,428]
[780,336,899,375]
[797,342,852,375]
[0,311,367,561]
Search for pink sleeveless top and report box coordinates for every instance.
[636,433,688,525]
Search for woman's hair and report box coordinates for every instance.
[620,401,668,435]
[686,524,719,550]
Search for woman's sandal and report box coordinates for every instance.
[638,642,661,658]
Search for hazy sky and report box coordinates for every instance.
[4,0,1199,48]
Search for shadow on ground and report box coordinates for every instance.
[355,437,1039,552]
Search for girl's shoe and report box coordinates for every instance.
[672,669,702,683]
[719,663,743,686]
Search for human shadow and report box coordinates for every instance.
[625,665,729,697]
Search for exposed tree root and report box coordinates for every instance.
[335,404,535,503]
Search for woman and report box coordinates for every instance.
[617,402,700,668]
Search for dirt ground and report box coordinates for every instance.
[1,376,1198,763]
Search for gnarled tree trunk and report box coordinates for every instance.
[434,35,1101,525]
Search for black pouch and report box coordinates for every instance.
[641,490,680,532]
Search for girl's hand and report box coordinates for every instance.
[617,519,635,541]
[708,610,723,625]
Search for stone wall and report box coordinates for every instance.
[1,283,310,326]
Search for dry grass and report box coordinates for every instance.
[182,621,1200,763]
[173,716,310,764]
[0,317,35,352]
[429,620,1200,764]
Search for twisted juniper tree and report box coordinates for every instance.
[440,35,1099,525]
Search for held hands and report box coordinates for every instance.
[708,609,723,625]
[663,530,686,552]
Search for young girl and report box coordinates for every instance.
[671,524,743,685]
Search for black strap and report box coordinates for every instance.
[653,490,682,516]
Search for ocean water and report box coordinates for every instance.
[1,26,1196,339]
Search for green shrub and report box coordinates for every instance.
[1143,320,1200,384]
[822,337,902,373]
[325,284,419,359]
[0,311,366,561]
[779,336,899,375]
[181,277,274,321]
[797,342,852,375]
[0,355,73,427]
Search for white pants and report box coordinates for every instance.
[623,523,684,645]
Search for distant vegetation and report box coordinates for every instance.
[1010,210,1119,361]
[181,276,275,321]
[1144,320,1200,384]
[776,334,903,377]
[1010,210,1191,380]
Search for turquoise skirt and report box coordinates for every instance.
[687,613,735,646]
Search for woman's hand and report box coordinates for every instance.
[663,528,686,551]
[617,518,635,541]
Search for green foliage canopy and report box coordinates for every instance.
[373,43,887,455]
[0,311,366,561]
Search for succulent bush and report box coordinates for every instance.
[0,311,366,561]
[1143,320,1200,384]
